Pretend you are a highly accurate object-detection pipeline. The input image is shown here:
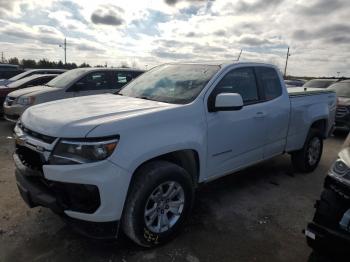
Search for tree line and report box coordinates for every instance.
[3,57,132,69]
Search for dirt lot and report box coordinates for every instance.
[0,119,348,262]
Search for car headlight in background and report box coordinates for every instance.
[17,96,35,106]
[49,136,119,165]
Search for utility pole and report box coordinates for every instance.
[284,46,290,77]
[59,38,67,64]
[237,49,243,61]
[1,52,4,63]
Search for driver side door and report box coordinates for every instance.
[205,67,268,179]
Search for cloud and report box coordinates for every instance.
[296,0,345,16]
[91,5,124,26]
[292,24,350,45]
[238,35,273,46]
[223,0,284,14]
[164,0,208,6]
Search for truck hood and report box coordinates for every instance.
[7,85,57,98]
[21,94,175,138]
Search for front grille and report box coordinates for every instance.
[16,144,45,171]
[336,106,349,118]
[18,122,56,144]
[5,96,16,106]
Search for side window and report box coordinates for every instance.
[111,71,134,89]
[214,67,259,104]
[24,77,50,87]
[255,67,282,100]
[76,72,109,91]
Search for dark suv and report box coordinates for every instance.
[305,134,350,259]
[329,80,350,131]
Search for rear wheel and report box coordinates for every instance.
[122,160,194,247]
[291,129,323,173]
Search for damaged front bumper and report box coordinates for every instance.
[14,152,119,239]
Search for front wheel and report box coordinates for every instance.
[121,160,194,247]
[291,129,323,173]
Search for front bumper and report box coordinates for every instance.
[14,149,132,239]
[335,113,350,130]
[14,153,121,239]
[305,222,350,256]
[306,175,350,255]
[3,103,27,122]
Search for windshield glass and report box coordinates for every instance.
[9,71,32,81]
[46,68,86,88]
[303,79,336,88]
[7,75,40,88]
[329,82,350,97]
[119,64,220,104]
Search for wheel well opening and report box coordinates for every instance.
[311,119,327,138]
[133,150,200,186]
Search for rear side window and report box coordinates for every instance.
[111,71,135,90]
[214,67,259,104]
[28,76,53,87]
[77,72,109,91]
[255,67,282,100]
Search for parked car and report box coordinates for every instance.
[328,80,350,131]
[13,62,336,247]
[0,64,23,80]
[284,79,305,88]
[3,67,144,122]
[0,68,66,86]
[303,79,338,89]
[0,74,58,116]
[305,134,350,259]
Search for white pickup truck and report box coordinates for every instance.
[13,62,336,247]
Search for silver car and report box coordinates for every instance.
[3,67,144,122]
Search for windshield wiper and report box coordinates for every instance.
[135,96,154,101]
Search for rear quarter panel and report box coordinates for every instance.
[286,91,336,152]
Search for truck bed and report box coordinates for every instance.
[285,87,336,152]
[288,87,334,97]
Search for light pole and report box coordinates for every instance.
[59,38,67,64]
[284,46,291,77]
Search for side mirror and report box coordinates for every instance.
[214,93,243,111]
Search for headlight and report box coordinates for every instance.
[329,159,350,178]
[49,136,119,165]
[17,96,35,106]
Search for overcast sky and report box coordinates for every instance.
[0,0,349,76]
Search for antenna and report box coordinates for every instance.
[237,49,243,61]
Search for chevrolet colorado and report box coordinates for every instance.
[13,62,336,247]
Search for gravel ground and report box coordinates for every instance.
[0,118,348,262]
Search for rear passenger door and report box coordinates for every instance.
[255,66,290,159]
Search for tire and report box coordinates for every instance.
[121,160,195,247]
[291,129,323,173]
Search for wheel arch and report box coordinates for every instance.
[130,149,200,187]
[310,118,328,138]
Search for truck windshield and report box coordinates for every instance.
[118,64,220,104]
[45,68,87,88]
[329,82,350,98]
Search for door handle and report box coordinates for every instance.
[254,112,266,118]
